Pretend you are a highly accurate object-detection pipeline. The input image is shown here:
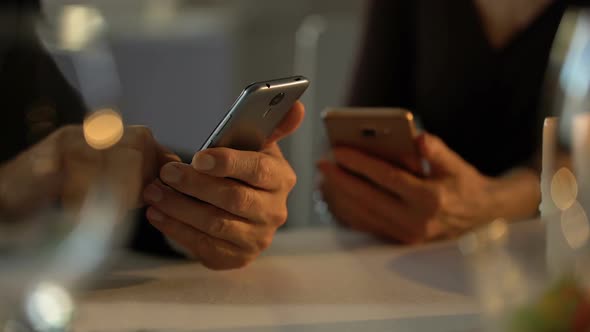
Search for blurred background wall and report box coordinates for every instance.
[41,0,367,227]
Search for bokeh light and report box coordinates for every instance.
[58,5,105,51]
[551,167,578,211]
[458,219,508,255]
[488,219,508,242]
[25,282,74,332]
[561,201,590,250]
[83,109,124,150]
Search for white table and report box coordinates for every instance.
[73,224,495,332]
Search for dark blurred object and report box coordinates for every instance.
[0,0,84,163]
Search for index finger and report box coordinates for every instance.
[332,147,428,201]
[191,148,291,191]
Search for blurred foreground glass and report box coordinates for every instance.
[460,7,590,332]
[460,219,590,332]
[0,5,131,331]
[541,116,590,278]
[549,7,590,276]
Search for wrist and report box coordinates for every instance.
[486,168,541,221]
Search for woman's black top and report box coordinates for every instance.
[350,0,585,176]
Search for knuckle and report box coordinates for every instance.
[426,185,444,212]
[195,233,217,259]
[268,207,288,226]
[193,233,246,271]
[207,218,232,237]
[255,233,274,251]
[284,167,297,189]
[254,156,274,184]
[228,186,255,214]
[214,149,234,172]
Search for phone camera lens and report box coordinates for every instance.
[269,92,285,106]
[361,128,377,137]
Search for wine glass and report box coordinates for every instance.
[0,5,132,331]
[460,7,590,332]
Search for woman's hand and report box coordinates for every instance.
[318,133,540,243]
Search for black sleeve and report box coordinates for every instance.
[568,0,590,6]
[32,40,86,127]
[347,0,416,109]
[0,6,86,161]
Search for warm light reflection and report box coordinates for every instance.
[551,167,578,211]
[26,282,74,332]
[458,219,508,255]
[83,109,124,150]
[561,201,590,250]
[488,219,508,242]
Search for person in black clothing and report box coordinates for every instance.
[318,0,584,243]
[0,0,305,269]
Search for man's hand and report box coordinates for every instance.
[144,101,305,269]
[0,125,178,218]
[318,133,539,243]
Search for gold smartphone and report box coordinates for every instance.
[322,107,421,170]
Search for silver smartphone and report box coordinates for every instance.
[200,76,310,151]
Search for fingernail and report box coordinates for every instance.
[144,184,163,203]
[161,164,182,183]
[192,153,216,171]
[147,208,165,222]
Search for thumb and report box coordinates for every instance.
[416,133,466,176]
[266,100,305,144]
